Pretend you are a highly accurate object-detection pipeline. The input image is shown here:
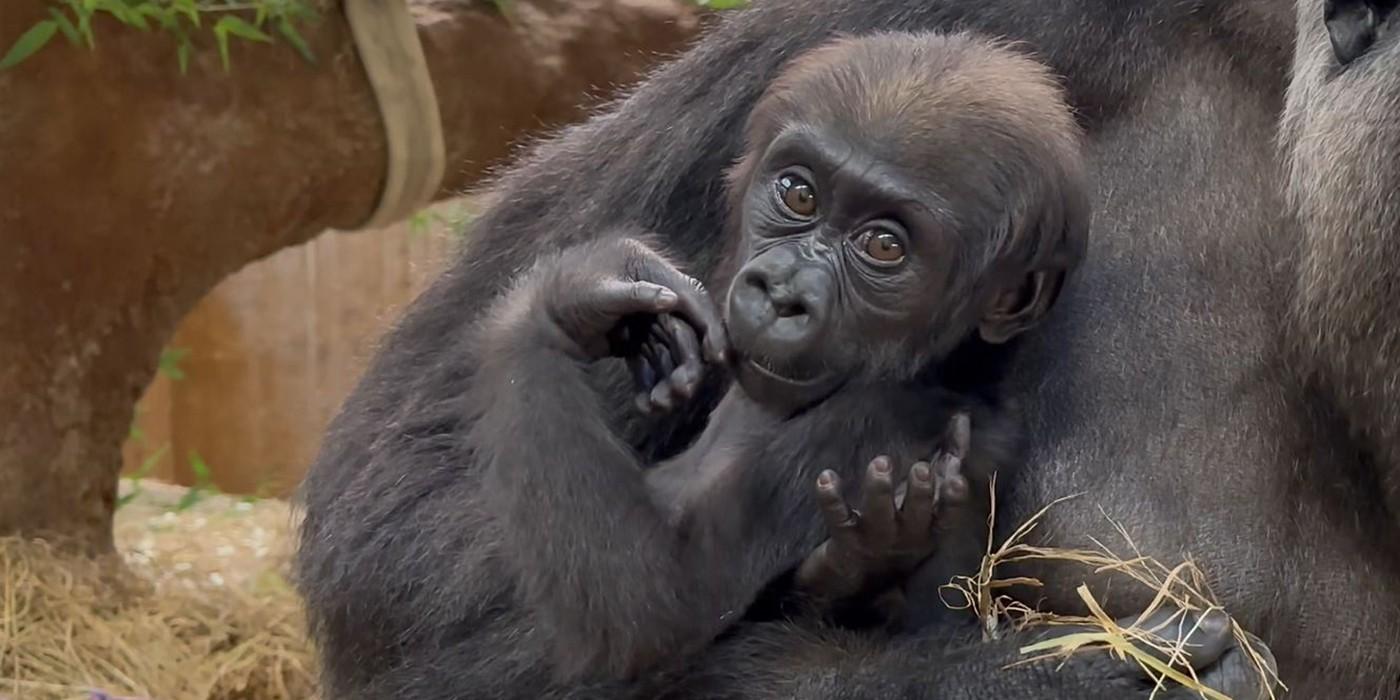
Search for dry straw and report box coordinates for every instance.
[940,478,1282,700]
[0,484,315,700]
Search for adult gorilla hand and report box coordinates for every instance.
[1016,607,1279,699]
[529,237,729,413]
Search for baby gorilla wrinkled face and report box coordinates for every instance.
[719,32,1089,416]
[724,128,959,412]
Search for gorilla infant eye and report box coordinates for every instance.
[776,173,817,218]
[855,226,906,265]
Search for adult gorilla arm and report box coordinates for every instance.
[294,0,1259,697]
[1284,0,1400,519]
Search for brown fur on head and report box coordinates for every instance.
[718,31,1091,357]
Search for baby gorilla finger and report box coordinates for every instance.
[897,461,937,535]
[944,412,971,458]
[638,318,701,414]
[637,262,728,365]
[857,456,898,549]
[930,437,969,505]
[631,338,670,413]
[588,279,679,318]
[643,335,680,413]
[794,471,864,598]
[626,354,658,395]
[814,470,861,547]
[656,315,704,400]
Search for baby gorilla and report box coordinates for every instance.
[475,31,1217,690]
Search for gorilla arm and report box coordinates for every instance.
[662,610,1270,700]
[472,238,818,682]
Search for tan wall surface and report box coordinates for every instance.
[121,200,474,497]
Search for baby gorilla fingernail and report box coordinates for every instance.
[655,288,678,306]
[817,470,835,488]
[871,457,892,475]
[910,462,931,483]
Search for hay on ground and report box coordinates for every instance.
[0,481,315,700]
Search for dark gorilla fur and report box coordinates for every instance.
[296,0,1400,698]
[466,31,1090,684]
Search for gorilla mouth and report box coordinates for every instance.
[743,354,827,385]
[735,353,846,415]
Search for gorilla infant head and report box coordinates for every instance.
[719,32,1091,412]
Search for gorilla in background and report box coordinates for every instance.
[295,0,1400,698]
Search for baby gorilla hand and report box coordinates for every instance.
[795,413,972,607]
[535,238,728,412]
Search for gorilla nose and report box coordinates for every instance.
[729,265,830,356]
[745,270,808,319]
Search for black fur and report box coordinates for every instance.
[296,0,1400,698]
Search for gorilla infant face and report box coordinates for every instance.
[724,128,958,409]
[720,33,1091,414]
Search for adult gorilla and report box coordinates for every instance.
[296,0,1400,697]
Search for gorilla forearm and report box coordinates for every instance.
[1283,3,1400,516]
[470,243,823,680]
[664,621,1243,700]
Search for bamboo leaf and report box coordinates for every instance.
[276,17,313,62]
[216,15,273,43]
[0,20,59,70]
[174,0,199,27]
[214,22,231,71]
[48,8,81,44]
[177,39,190,75]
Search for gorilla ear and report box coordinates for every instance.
[978,269,1066,344]
[1325,0,1393,66]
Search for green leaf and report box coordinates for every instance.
[75,7,95,49]
[177,39,190,75]
[91,0,133,25]
[158,346,189,380]
[175,451,217,511]
[216,15,273,43]
[48,9,81,44]
[135,445,169,479]
[174,0,200,27]
[276,17,314,62]
[174,486,204,511]
[154,8,177,32]
[0,20,59,70]
[285,2,319,22]
[214,23,230,71]
[188,450,216,488]
[699,0,748,8]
